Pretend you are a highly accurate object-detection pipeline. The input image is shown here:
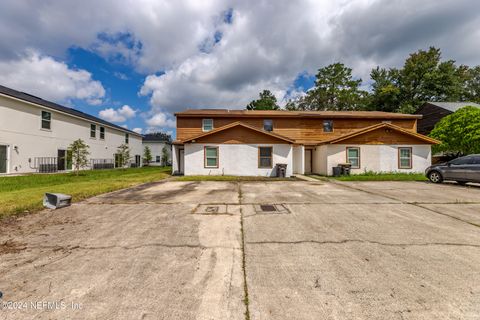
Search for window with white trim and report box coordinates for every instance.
[204,147,218,168]
[346,147,360,168]
[202,119,213,132]
[398,147,412,169]
[100,126,105,140]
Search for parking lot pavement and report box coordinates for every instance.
[0,182,244,320]
[1,180,480,320]
[241,181,480,320]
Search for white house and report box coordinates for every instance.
[172,110,439,177]
[0,85,143,174]
[142,133,172,166]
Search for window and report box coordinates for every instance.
[263,119,273,132]
[202,119,213,132]
[100,127,105,140]
[346,147,360,168]
[90,124,96,138]
[449,156,474,165]
[204,147,219,168]
[156,156,161,163]
[41,111,51,130]
[125,133,129,144]
[473,156,480,165]
[323,120,333,132]
[398,147,412,169]
[258,147,273,168]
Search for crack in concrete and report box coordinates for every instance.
[246,239,480,248]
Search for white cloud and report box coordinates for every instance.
[99,105,136,122]
[145,112,176,128]
[132,127,143,134]
[1,0,479,120]
[0,50,105,105]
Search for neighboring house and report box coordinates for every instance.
[415,102,480,135]
[0,85,143,174]
[142,133,172,166]
[172,109,439,177]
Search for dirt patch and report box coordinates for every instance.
[0,239,27,254]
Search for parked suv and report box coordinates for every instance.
[425,154,480,184]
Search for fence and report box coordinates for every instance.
[33,157,58,173]
[90,159,115,170]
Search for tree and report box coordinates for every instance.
[143,146,152,165]
[246,90,279,110]
[292,63,368,111]
[368,47,475,113]
[161,146,169,166]
[116,144,131,168]
[69,139,90,176]
[429,106,480,156]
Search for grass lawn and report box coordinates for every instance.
[175,175,298,182]
[308,172,427,181]
[0,166,171,219]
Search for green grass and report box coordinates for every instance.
[308,171,427,181]
[308,172,427,181]
[175,175,297,181]
[0,166,171,219]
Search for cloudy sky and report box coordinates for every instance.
[0,0,479,136]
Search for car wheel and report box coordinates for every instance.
[428,171,443,183]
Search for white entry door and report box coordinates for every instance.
[305,149,312,173]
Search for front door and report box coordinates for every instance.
[0,145,7,173]
[135,155,141,167]
[305,149,312,173]
[57,150,66,171]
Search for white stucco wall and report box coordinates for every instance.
[0,95,143,174]
[292,145,305,174]
[184,143,293,177]
[322,144,431,175]
[142,141,171,166]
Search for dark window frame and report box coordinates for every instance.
[204,146,219,168]
[258,146,273,168]
[156,155,161,163]
[90,124,96,138]
[125,133,129,144]
[99,126,105,140]
[323,120,333,133]
[346,147,360,169]
[263,119,273,132]
[41,111,51,130]
[398,147,413,169]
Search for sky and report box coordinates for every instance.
[0,0,479,138]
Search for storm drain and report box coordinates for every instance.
[260,204,277,212]
[255,204,290,214]
[205,206,219,213]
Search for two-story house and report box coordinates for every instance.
[142,133,172,166]
[0,85,143,174]
[172,109,439,177]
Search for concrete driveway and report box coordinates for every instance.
[1,180,480,319]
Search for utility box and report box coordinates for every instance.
[276,163,288,178]
[43,193,72,209]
